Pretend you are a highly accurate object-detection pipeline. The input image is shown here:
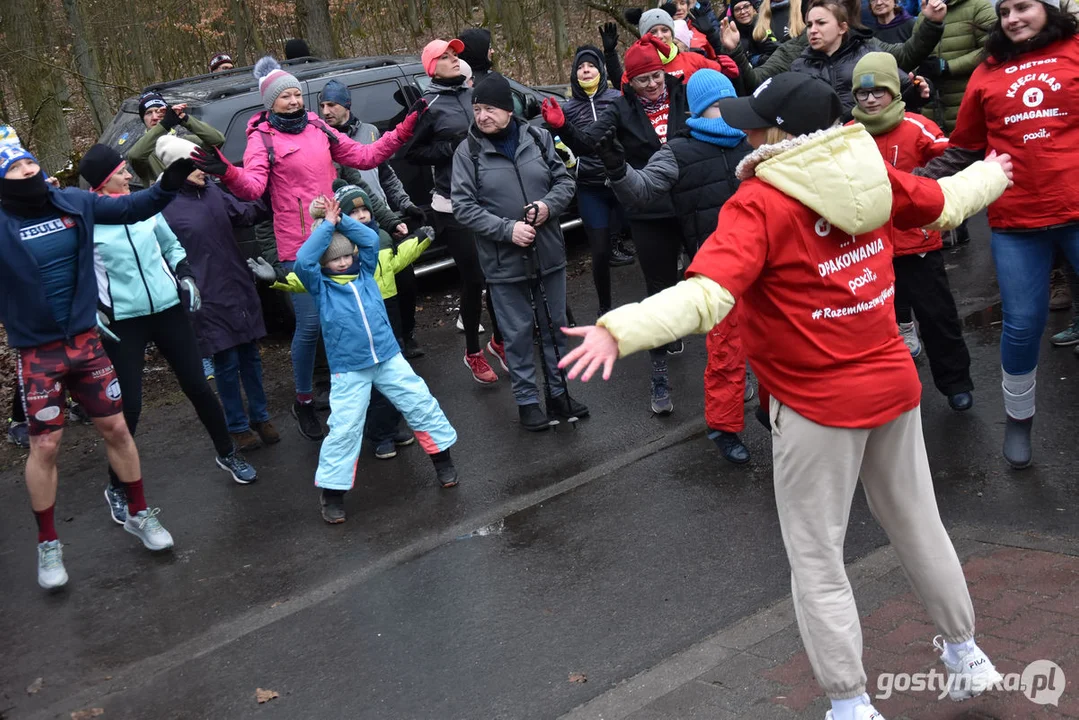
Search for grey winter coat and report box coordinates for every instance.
[451,121,576,284]
[405,80,473,199]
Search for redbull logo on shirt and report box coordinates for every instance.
[20,217,75,241]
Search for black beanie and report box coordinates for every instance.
[79,144,125,191]
[285,38,311,59]
[472,72,514,113]
[138,91,167,119]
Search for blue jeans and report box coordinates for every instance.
[991,224,1079,374]
[281,261,320,395]
[213,341,270,433]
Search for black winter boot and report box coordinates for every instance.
[519,403,551,432]
[431,450,458,488]
[549,392,589,421]
[708,429,751,465]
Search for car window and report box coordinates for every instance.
[350,81,409,134]
[414,75,431,93]
[223,107,262,163]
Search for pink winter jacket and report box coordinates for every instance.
[222,110,417,261]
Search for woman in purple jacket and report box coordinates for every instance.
[157,137,277,452]
[561,45,633,316]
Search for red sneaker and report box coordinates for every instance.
[486,338,509,372]
[464,352,498,384]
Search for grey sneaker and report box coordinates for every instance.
[104,483,128,525]
[7,419,29,449]
[650,370,674,415]
[37,540,68,589]
[1050,318,1079,346]
[216,452,258,484]
[124,508,174,551]
[744,364,758,403]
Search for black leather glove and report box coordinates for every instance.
[190,146,231,177]
[159,158,196,191]
[408,97,429,116]
[404,205,427,224]
[599,22,619,53]
[596,127,626,180]
[160,106,183,131]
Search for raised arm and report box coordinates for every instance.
[331,105,422,170]
[83,184,174,225]
[608,144,680,211]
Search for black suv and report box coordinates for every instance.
[96,56,574,277]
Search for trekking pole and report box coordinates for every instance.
[522,247,561,427]
[524,244,580,425]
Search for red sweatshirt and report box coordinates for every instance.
[948,36,1079,230]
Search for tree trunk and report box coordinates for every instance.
[6,0,73,173]
[405,0,423,35]
[60,0,112,133]
[298,0,337,58]
[551,0,569,64]
[228,0,264,65]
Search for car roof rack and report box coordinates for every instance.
[143,55,421,99]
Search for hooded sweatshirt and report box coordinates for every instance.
[458,28,493,84]
[597,125,1008,428]
[866,6,916,44]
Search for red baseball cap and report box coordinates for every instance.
[422,38,466,77]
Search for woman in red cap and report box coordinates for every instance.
[406,38,506,387]
[543,36,694,418]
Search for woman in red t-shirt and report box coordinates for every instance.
[922,0,1079,469]
[560,73,1012,720]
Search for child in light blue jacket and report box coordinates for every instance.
[294,195,458,524]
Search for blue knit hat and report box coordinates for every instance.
[686,69,738,118]
[319,79,351,108]
[0,143,36,177]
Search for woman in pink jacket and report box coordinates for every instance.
[193,57,424,440]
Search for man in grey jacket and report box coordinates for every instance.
[319,79,427,357]
[451,73,588,431]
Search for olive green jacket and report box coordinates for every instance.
[126,115,226,187]
[926,0,996,132]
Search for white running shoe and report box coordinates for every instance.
[824,702,885,720]
[934,636,1003,701]
[456,314,484,334]
[124,508,174,551]
[37,540,68,589]
[898,322,921,357]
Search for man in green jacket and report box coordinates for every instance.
[917,0,996,132]
[126,91,225,187]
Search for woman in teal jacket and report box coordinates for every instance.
[79,145,258,523]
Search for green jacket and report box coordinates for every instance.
[727,18,944,90]
[272,231,431,300]
[927,0,996,132]
[126,116,226,187]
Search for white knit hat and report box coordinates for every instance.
[154,135,199,168]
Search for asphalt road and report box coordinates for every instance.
[1,216,1076,720]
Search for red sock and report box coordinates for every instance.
[125,478,147,516]
[297,393,313,405]
[34,505,58,543]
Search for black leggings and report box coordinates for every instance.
[630,217,690,358]
[102,304,233,479]
[434,210,503,354]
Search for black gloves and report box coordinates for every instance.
[596,127,626,180]
[918,56,949,78]
[190,147,231,177]
[160,106,183,131]
[599,22,619,53]
[159,158,196,191]
[408,97,429,116]
[404,205,428,224]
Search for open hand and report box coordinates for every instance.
[921,0,947,22]
[719,18,741,51]
[541,98,565,129]
[323,195,341,225]
[558,325,618,381]
[985,150,1014,187]
[599,22,619,53]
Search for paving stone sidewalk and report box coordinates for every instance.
[561,533,1078,720]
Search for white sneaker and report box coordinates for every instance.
[37,540,68,589]
[455,314,484,334]
[934,635,1003,701]
[124,508,174,551]
[824,703,885,720]
[899,322,921,357]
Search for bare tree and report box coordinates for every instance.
[551,0,569,63]
[295,0,337,58]
[61,0,113,133]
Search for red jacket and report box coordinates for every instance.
[623,49,739,86]
[687,128,947,428]
[949,36,1079,230]
[849,112,949,255]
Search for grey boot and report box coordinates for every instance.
[1003,416,1033,469]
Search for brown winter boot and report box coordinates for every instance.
[252,420,281,445]
[230,429,263,452]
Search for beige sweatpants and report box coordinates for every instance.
[770,397,975,700]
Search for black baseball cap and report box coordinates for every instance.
[717,73,843,138]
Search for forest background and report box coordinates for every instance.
[0,0,641,176]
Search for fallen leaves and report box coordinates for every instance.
[26,677,43,695]
[568,672,588,684]
[255,688,279,704]
[70,710,105,720]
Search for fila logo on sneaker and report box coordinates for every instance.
[968,657,988,670]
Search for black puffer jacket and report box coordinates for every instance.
[553,75,689,219]
[562,46,623,189]
[404,79,472,199]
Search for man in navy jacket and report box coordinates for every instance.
[0,142,192,590]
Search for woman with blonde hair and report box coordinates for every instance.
[754,0,806,43]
